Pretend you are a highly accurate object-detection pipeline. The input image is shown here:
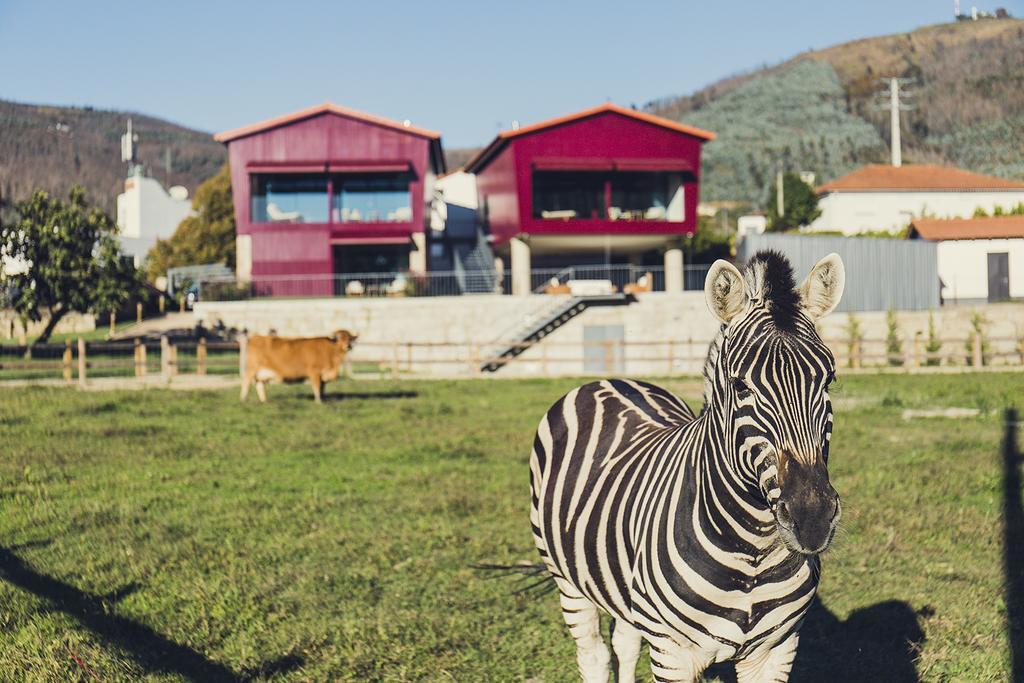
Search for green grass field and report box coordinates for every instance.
[1,373,1022,681]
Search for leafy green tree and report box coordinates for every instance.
[146,164,235,281]
[0,187,142,345]
[687,215,733,263]
[766,172,821,231]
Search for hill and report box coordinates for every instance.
[646,18,1024,204]
[0,100,225,214]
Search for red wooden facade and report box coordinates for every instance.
[215,103,445,295]
[465,103,714,256]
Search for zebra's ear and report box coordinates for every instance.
[704,259,748,324]
[798,253,845,319]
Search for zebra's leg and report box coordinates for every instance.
[646,635,712,683]
[734,632,799,683]
[610,618,642,682]
[556,580,611,683]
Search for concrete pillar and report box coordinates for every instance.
[409,232,427,274]
[236,235,253,282]
[493,256,506,294]
[665,248,684,292]
[511,236,531,296]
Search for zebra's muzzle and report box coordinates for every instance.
[773,456,841,555]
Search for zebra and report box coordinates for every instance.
[529,251,845,682]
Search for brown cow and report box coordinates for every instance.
[240,330,358,404]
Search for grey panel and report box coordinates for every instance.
[584,325,625,374]
[736,234,940,312]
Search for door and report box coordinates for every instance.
[987,252,1010,302]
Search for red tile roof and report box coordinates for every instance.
[909,215,1024,241]
[463,103,714,173]
[214,102,441,143]
[817,164,1024,193]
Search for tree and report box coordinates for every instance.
[146,164,235,281]
[0,187,142,345]
[766,172,821,231]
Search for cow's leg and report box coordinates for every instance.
[610,618,643,683]
[555,578,611,683]
[256,380,268,403]
[646,634,711,683]
[309,375,323,403]
[735,632,798,683]
[240,370,254,402]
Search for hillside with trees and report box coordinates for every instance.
[0,100,225,214]
[646,18,1024,204]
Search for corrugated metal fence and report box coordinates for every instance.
[737,233,939,312]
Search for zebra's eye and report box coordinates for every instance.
[732,378,752,398]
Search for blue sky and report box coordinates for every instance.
[0,0,1010,147]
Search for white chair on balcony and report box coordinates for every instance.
[267,202,302,222]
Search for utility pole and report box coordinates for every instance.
[776,168,785,218]
[875,78,914,168]
[889,78,902,167]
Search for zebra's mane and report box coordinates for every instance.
[701,251,802,410]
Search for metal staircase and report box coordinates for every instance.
[480,293,634,372]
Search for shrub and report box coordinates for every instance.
[925,312,942,366]
[964,311,991,366]
[845,313,864,368]
[885,309,903,367]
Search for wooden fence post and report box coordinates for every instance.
[136,302,143,324]
[972,334,983,369]
[179,297,186,314]
[109,311,116,336]
[236,335,246,382]
[159,295,166,314]
[161,335,170,380]
[63,339,73,381]
[852,339,862,369]
[197,338,207,376]
[77,337,87,388]
[135,338,146,377]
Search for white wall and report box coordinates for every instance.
[435,171,478,209]
[809,190,1024,234]
[936,238,1024,301]
[116,175,194,265]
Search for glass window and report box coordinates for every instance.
[532,171,606,220]
[609,172,683,222]
[333,175,412,223]
[251,175,329,224]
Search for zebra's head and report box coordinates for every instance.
[703,250,845,556]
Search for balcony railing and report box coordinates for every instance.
[195,264,713,302]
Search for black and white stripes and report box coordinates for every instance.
[529,251,846,682]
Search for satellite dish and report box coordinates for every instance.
[168,186,189,201]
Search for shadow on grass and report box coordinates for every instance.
[0,547,303,681]
[704,598,927,682]
[321,390,418,402]
[1003,407,1023,680]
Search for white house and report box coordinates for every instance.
[808,164,1024,235]
[908,215,1024,303]
[116,170,194,266]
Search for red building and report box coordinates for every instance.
[464,103,714,293]
[215,103,445,295]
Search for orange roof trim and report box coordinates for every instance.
[817,164,1024,193]
[214,102,442,143]
[910,215,1024,241]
